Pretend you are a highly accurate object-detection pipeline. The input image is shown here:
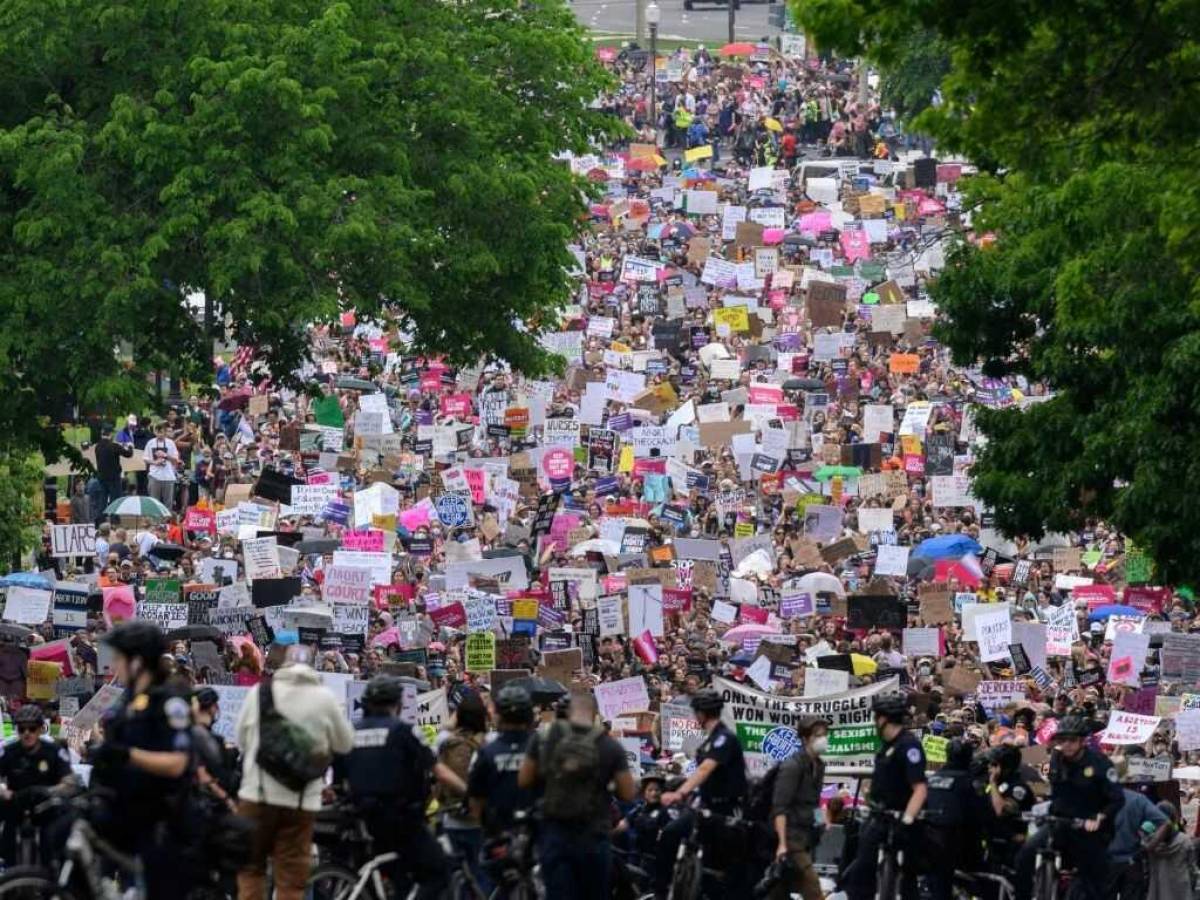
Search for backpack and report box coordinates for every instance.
[255,678,331,794]
[745,760,784,823]
[540,721,604,823]
[435,730,482,807]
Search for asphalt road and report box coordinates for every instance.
[573,0,779,43]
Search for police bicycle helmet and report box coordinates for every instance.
[13,705,44,729]
[690,688,724,717]
[101,622,167,669]
[495,686,534,725]
[1053,715,1091,739]
[945,737,974,771]
[989,743,1022,775]
[362,675,406,709]
[871,692,909,724]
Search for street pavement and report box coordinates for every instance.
[573,0,779,43]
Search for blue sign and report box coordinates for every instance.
[761,726,803,762]
[435,493,471,528]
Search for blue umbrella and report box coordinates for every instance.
[912,534,983,560]
[0,572,53,589]
[1087,604,1141,622]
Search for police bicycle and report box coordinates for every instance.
[0,813,141,900]
[667,797,748,900]
[1027,813,1087,900]
[852,802,931,900]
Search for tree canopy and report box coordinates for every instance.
[0,0,618,461]
[795,0,1200,582]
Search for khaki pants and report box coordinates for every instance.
[237,800,315,900]
[772,844,824,900]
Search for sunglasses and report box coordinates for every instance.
[16,725,39,735]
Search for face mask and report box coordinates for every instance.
[809,736,829,756]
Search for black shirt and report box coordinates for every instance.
[94,438,131,482]
[334,715,433,810]
[869,730,926,811]
[467,729,534,836]
[1048,747,1124,826]
[0,737,71,794]
[695,722,747,813]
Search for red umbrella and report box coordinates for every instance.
[719,42,755,57]
[627,156,659,173]
[585,167,609,183]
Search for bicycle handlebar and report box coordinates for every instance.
[1022,813,1088,829]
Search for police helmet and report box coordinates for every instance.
[871,692,909,724]
[363,675,406,708]
[1053,715,1091,739]
[989,743,1022,774]
[945,737,974,770]
[690,688,724,717]
[495,686,534,724]
[102,622,167,668]
[13,705,43,728]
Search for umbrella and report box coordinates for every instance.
[628,156,660,173]
[0,624,34,642]
[783,378,826,392]
[795,572,845,597]
[913,534,984,560]
[1087,604,1141,622]
[0,573,53,590]
[720,623,781,644]
[334,376,379,393]
[907,556,937,580]
[297,538,340,556]
[764,117,783,132]
[570,538,621,556]
[103,496,171,520]
[729,650,756,667]
[813,465,862,482]
[166,625,224,643]
[505,675,569,705]
[660,221,697,241]
[719,42,755,57]
[849,653,878,676]
[149,543,186,560]
[216,391,250,411]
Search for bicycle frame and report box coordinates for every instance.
[58,818,143,900]
[337,851,400,900]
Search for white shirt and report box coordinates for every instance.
[143,436,179,482]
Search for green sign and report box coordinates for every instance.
[922,734,948,764]
[143,578,181,604]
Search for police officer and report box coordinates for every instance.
[0,704,74,865]
[845,693,928,900]
[332,675,465,900]
[984,743,1034,870]
[468,685,535,839]
[88,622,195,898]
[924,738,985,900]
[656,688,749,896]
[1014,715,1123,900]
[618,772,671,858]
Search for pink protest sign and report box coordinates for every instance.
[429,602,467,629]
[306,470,334,486]
[740,605,769,624]
[464,469,487,506]
[184,506,216,534]
[343,529,385,552]
[440,393,474,419]
[840,229,871,262]
[399,504,432,531]
[541,448,575,482]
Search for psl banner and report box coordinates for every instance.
[714,675,899,774]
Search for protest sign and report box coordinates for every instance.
[594,675,651,721]
[4,587,51,625]
[974,607,1013,662]
[50,524,95,558]
[465,632,496,673]
[1099,711,1161,745]
[715,676,899,775]
[242,536,281,581]
[902,627,940,658]
[135,601,189,631]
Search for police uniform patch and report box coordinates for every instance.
[37,760,47,773]
[164,697,191,730]
[1083,766,1094,777]
[1013,785,1027,801]
[906,747,921,764]
[1106,768,1118,782]
[713,735,726,748]
[130,694,150,713]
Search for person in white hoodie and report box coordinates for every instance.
[235,648,354,900]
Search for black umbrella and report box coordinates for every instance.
[907,556,937,580]
[297,538,340,556]
[0,624,34,642]
[150,543,186,560]
[167,625,225,643]
[335,376,380,393]
[504,675,568,704]
[783,378,826,392]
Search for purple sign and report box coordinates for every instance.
[779,591,814,619]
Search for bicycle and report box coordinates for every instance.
[667,800,745,900]
[855,802,929,900]
[0,815,141,899]
[1027,813,1087,900]
[478,810,542,900]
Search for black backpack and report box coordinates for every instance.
[256,677,331,793]
[745,760,784,822]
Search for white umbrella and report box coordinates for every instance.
[796,572,845,597]
[569,538,621,556]
[698,342,733,368]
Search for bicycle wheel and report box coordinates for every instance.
[0,867,72,900]
[306,863,362,900]
[875,854,899,900]
[1032,858,1058,900]
[667,846,702,900]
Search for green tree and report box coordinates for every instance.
[0,0,619,462]
[794,0,1200,582]
[0,448,44,573]
[877,29,949,121]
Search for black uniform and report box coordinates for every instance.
[0,736,71,864]
[623,799,671,856]
[846,731,926,900]
[93,685,196,898]
[985,776,1035,868]
[655,723,750,895]
[923,765,985,900]
[1014,748,1124,900]
[467,729,533,837]
[334,715,447,900]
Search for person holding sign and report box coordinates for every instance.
[1013,715,1124,900]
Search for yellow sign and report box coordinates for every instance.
[618,445,635,473]
[465,632,496,674]
[713,306,750,332]
[684,144,713,163]
[27,661,61,701]
[512,599,539,620]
